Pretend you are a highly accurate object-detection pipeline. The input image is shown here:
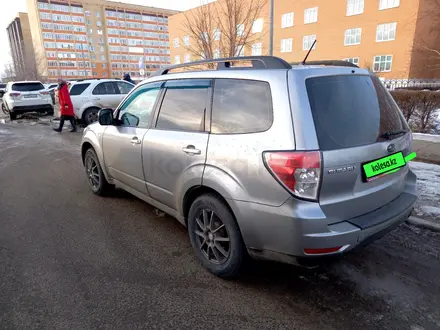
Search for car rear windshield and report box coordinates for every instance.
[12,82,45,92]
[306,75,408,151]
[70,83,90,96]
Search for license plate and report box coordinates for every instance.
[362,152,406,182]
[24,95,37,98]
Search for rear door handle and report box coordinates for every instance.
[182,145,201,155]
[130,137,141,145]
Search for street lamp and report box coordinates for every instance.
[269,0,274,56]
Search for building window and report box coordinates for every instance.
[373,55,393,72]
[347,0,364,16]
[280,38,293,52]
[344,57,359,65]
[183,35,190,46]
[85,11,91,16]
[344,28,362,45]
[213,28,221,41]
[96,11,101,17]
[101,55,106,61]
[237,24,245,36]
[184,54,191,63]
[252,43,262,56]
[235,45,245,57]
[379,0,400,10]
[252,18,264,33]
[102,63,107,69]
[173,38,179,48]
[281,13,294,28]
[304,7,318,24]
[174,55,180,64]
[214,49,220,59]
[303,35,316,50]
[376,23,397,42]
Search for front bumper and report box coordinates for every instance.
[230,169,418,265]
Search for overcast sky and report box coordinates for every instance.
[0,0,203,76]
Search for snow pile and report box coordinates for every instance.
[410,161,440,221]
[412,133,440,143]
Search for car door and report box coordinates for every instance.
[102,82,163,195]
[142,79,212,210]
[91,82,121,109]
[115,81,135,104]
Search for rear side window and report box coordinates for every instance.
[12,83,45,92]
[116,81,134,94]
[92,82,117,95]
[156,79,211,132]
[211,79,273,134]
[70,83,90,96]
[306,75,408,151]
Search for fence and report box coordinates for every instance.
[381,78,440,91]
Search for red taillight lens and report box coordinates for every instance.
[304,247,342,255]
[10,92,21,97]
[40,91,50,95]
[264,151,321,200]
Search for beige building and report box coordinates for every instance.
[169,0,440,79]
[7,13,37,79]
[26,0,179,81]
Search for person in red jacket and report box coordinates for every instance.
[53,78,77,132]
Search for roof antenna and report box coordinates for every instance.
[302,39,317,65]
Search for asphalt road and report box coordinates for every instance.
[1,119,440,330]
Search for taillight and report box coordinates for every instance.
[264,151,321,201]
[40,91,50,95]
[10,92,21,97]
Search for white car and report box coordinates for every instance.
[3,81,54,120]
[69,79,135,125]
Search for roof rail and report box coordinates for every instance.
[152,56,292,77]
[291,60,359,68]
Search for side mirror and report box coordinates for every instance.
[98,108,114,126]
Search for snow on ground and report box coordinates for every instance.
[412,133,440,143]
[410,161,440,222]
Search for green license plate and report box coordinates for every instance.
[362,152,406,182]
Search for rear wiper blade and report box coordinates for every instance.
[379,130,408,139]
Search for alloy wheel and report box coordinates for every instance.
[86,156,100,190]
[194,209,231,264]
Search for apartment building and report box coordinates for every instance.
[170,0,440,79]
[7,13,37,78]
[26,0,179,81]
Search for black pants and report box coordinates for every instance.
[58,115,76,131]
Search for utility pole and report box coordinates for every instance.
[269,0,274,56]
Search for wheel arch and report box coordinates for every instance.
[81,133,111,183]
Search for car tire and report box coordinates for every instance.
[84,148,114,196]
[9,112,16,121]
[188,194,246,279]
[83,107,100,126]
[47,107,54,116]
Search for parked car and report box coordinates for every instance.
[45,83,58,105]
[80,56,417,278]
[0,83,6,98]
[3,81,53,120]
[69,79,135,125]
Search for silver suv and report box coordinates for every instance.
[80,56,417,278]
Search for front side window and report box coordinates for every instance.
[156,79,211,132]
[92,82,117,95]
[347,0,364,16]
[344,28,362,46]
[118,83,161,127]
[373,55,393,72]
[211,79,272,134]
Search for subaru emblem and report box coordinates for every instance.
[387,144,395,153]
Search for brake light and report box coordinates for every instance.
[10,92,21,97]
[264,151,321,200]
[40,91,50,95]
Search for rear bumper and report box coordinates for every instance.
[230,168,418,265]
[10,104,53,114]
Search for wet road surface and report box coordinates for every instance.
[1,120,440,329]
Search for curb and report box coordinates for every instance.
[406,216,440,232]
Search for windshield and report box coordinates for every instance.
[12,82,45,92]
[306,75,408,151]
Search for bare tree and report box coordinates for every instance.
[181,0,267,62]
[2,62,15,81]
[390,90,419,122]
[413,91,440,133]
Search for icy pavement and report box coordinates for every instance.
[410,161,440,222]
